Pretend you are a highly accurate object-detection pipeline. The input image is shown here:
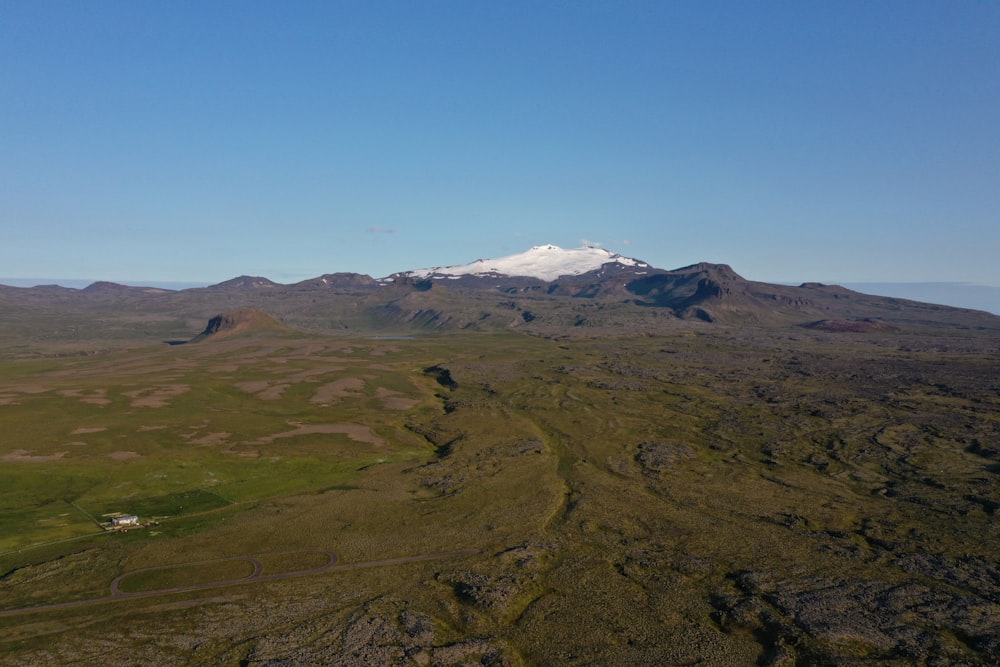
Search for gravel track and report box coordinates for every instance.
[0,548,479,618]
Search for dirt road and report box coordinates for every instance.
[0,548,478,618]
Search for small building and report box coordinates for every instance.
[111,515,140,527]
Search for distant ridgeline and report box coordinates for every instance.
[1,246,998,352]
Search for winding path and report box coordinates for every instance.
[0,548,478,618]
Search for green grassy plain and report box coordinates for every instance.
[1,327,999,665]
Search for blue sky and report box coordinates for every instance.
[2,2,998,298]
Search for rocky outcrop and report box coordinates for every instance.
[191,308,291,341]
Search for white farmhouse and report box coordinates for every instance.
[111,515,140,527]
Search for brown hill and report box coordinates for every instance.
[189,308,293,342]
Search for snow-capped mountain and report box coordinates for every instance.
[400,244,649,282]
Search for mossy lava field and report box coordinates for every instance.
[2,325,999,665]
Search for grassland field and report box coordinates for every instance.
[1,326,999,665]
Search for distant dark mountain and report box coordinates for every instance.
[0,283,79,302]
[81,281,174,297]
[841,282,1000,316]
[291,273,379,290]
[82,281,133,292]
[208,275,279,289]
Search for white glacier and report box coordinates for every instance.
[403,245,646,282]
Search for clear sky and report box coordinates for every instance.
[2,1,998,291]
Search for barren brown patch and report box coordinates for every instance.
[58,388,111,406]
[190,432,231,446]
[7,384,48,394]
[81,397,110,406]
[108,451,141,460]
[225,448,260,458]
[234,380,270,393]
[71,426,107,435]
[375,387,420,410]
[2,449,68,462]
[280,366,345,382]
[251,422,384,446]
[138,425,167,432]
[234,379,292,400]
[211,363,240,372]
[310,377,366,404]
[257,384,290,400]
[124,384,190,408]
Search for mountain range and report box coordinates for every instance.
[1,245,998,354]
